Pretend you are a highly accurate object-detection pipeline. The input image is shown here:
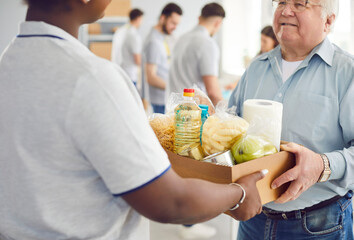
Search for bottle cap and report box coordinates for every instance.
[183,88,195,97]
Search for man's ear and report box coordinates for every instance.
[325,14,335,33]
[159,15,166,24]
[214,18,222,29]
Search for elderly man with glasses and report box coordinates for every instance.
[229,0,354,239]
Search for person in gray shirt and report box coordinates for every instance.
[143,3,182,114]
[167,3,225,106]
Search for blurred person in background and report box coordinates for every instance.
[112,8,144,88]
[143,3,182,114]
[229,0,354,239]
[167,3,225,107]
[258,25,279,55]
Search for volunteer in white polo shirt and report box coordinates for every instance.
[167,2,225,106]
[0,1,267,239]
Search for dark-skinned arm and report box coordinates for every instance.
[122,168,266,224]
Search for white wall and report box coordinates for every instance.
[0,0,27,54]
[221,0,261,76]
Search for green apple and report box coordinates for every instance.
[264,143,278,156]
[231,135,277,164]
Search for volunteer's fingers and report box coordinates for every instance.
[251,169,269,182]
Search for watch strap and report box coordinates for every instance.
[318,154,331,182]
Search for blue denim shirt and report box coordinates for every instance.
[228,38,354,211]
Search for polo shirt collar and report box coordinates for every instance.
[195,25,210,37]
[151,27,166,40]
[19,21,84,47]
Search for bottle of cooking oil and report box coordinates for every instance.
[174,89,203,160]
[199,104,209,145]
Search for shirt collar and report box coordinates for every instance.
[151,27,166,40]
[307,37,334,66]
[263,37,334,67]
[19,21,85,47]
[195,25,210,37]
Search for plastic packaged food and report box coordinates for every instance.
[174,89,203,159]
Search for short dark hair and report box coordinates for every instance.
[23,0,69,11]
[129,9,144,21]
[261,25,279,46]
[201,3,225,18]
[161,3,183,18]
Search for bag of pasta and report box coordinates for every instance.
[202,101,249,155]
[149,113,175,152]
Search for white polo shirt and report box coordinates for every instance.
[167,25,220,99]
[111,24,129,65]
[143,28,170,105]
[121,25,142,83]
[0,21,170,240]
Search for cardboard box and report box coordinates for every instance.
[166,150,295,205]
[105,0,131,16]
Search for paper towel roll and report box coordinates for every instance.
[243,99,283,151]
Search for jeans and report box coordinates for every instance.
[237,191,353,240]
[151,104,165,114]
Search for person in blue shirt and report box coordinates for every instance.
[229,0,354,239]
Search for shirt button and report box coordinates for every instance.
[278,93,283,98]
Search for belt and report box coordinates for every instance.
[262,195,343,220]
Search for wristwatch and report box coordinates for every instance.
[317,154,331,182]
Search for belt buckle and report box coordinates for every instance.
[281,213,288,220]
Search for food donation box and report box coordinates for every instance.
[166,149,295,205]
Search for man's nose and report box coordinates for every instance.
[282,3,296,16]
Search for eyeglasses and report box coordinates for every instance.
[272,0,322,13]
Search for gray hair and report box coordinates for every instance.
[320,0,339,26]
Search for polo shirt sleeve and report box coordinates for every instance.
[145,41,161,65]
[199,41,219,77]
[66,62,170,196]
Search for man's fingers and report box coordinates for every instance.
[280,142,301,153]
[271,167,298,189]
[274,181,302,203]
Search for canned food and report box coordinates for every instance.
[203,150,235,166]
